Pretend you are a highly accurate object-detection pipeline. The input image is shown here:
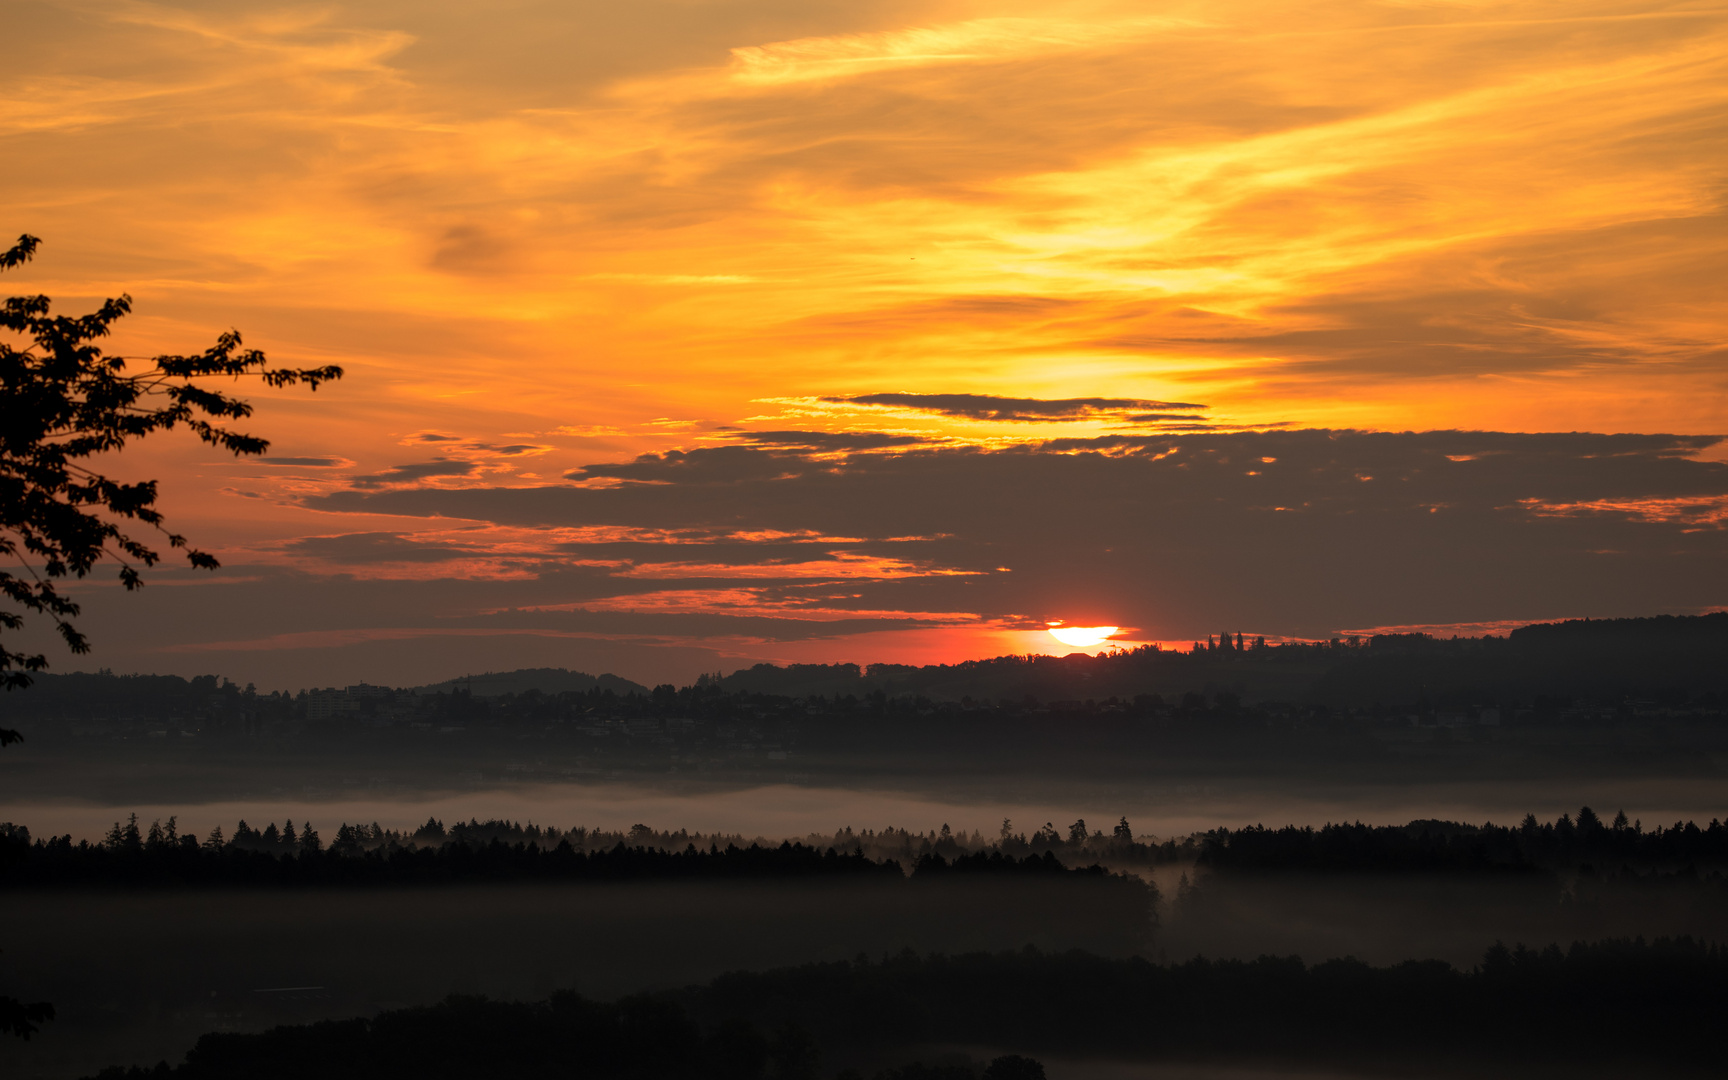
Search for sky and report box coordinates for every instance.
[4,0,1727,690]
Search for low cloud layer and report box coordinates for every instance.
[309,434,1728,642]
[346,460,480,490]
[32,429,1721,689]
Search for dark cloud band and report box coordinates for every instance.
[297,429,1728,641]
[824,392,1207,422]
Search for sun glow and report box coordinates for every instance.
[1048,625,1119,648]
[11,0,1728,687]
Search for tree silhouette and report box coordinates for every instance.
[0,995,52,1040]
[0,694,51,1037]
[982,1055,1046,1080]
[2,232,339,1037]
[0,234,342,690]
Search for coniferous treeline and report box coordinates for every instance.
[1197,806,1728,874]
[1,810,1183,872]
[6,805,1727,887]
[0,821,1158,896]
[83,938,1728,1077]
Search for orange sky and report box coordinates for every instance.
[5,0,1728,687]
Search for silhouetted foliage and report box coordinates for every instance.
[979,1056,1043,1080]
[0,235,341,689]
[0,604,48,1036]
[0,995,54,1040]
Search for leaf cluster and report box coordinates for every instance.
[0,235,341,690]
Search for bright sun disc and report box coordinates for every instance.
[1048,625,1118,647]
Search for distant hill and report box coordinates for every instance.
[0,667,651,726]
[3,615,1719,718]
[411,668,649,698]
[715,613,1728,708]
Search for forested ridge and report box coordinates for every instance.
[1197,807,1728,874]
[681,939,1728,1065]
[8,614,1727,742]
[8,805,1726,886]
[0,822,1148,894]
[82,939,1728,1078]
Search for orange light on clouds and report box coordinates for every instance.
[12,0,1728,455]
[1048,626,1119,648]
[9,0,1728,686]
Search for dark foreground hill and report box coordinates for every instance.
[84,940,1728,1079]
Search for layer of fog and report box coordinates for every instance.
[7,774,1727,846]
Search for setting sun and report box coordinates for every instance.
[1048,626,1119,648]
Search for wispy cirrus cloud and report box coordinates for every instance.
[282,532,488,564]
[254,456,352,468]
[15,0,1728,689]
[726,15,1204,86]
[18,0,1728,440]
